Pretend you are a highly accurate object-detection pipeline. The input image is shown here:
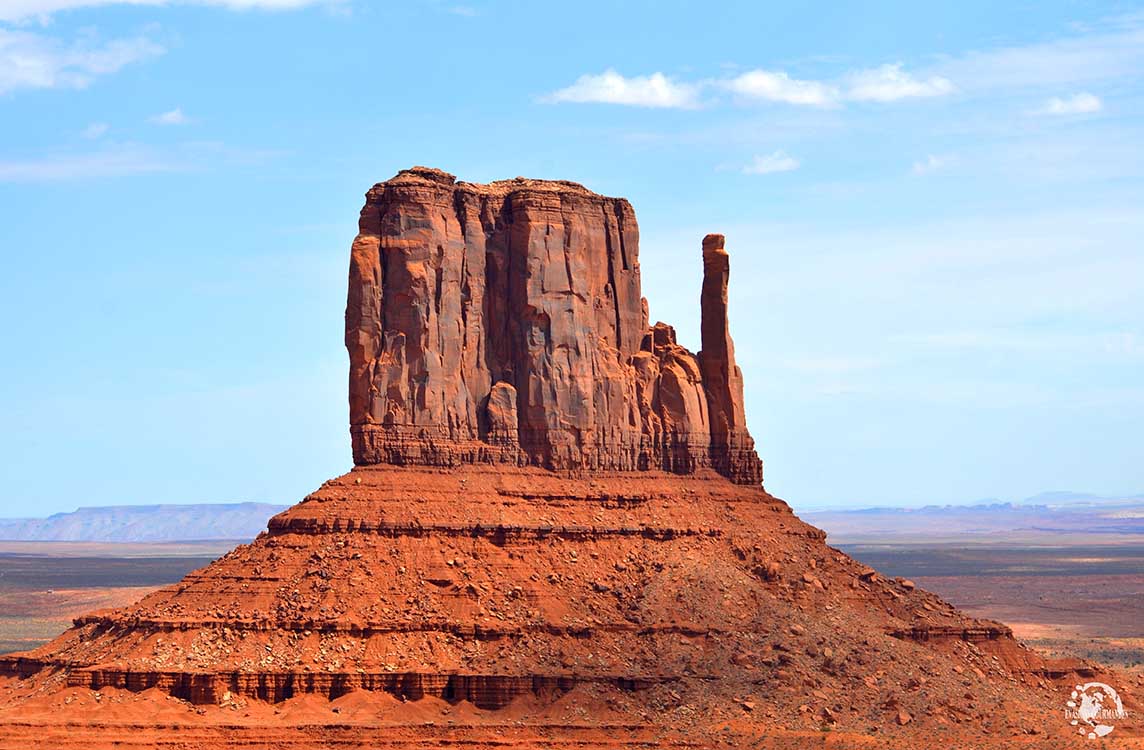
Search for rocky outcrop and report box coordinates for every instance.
[346,167,762,484]
[698,233,759,484]
[65,665,615,709]
[0,168,1116,750]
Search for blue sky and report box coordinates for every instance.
[1,1,1142,516]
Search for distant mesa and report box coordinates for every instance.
[0,503,288,543]
[805,493,1144,545]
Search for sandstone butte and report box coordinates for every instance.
[0,167,1140,750]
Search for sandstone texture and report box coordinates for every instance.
[1,168,1140,749]
[347,167,762,484]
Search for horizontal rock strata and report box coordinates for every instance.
[0,464,1089,729]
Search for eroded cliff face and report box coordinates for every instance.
[346,167,762,484]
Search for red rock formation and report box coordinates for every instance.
[346,167,761,484]
[0,168,1133,750]
[699,233,761,484]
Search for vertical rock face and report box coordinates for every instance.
[346,166,762,484]
[698,234,760,484]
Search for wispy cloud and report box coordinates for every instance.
[0,27,163,94]
[150,106,188,125]
[894,329,1144,359]
[81,121,109,138]
[0,145,177,181]
[932,15,1144,93]
[722,70,838,107]
[0,140,280,181]
[1036,92,1103,115]
[543,69,701,109]
[912,153,957,175]
[843,63,954,102]
[781,355,885,374]
[0,0,332,23]
[743,150,800,175]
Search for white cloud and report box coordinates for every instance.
[1037,92,1103,115]
[743,150,800,175]
[843,63,955,102]
[0,27,163,94]
[722,69,839,107]
[544,69,700,109]
[549,16,1141,112]
[0,0,330,22]
[722,64,953,106]
[552,63,954,110]
[150,106,188,125]
[81,121,109,138]
[911,153,957,175]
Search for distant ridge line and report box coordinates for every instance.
[0,503,289,543]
